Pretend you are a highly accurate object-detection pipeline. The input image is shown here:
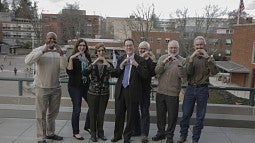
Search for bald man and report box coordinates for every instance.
[25,32,67,143]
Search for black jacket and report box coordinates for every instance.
[112,54,149,102]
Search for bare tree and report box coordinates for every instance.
[125,3,158,43]
[203,5,227,37]
[175,8,188,35]
[58,2,87,43]
[173,8,192,56]
[0,0,10,12]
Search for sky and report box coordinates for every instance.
[35,0,255,18]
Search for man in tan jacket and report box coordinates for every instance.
[25,32,67,143]
[152,40,186,143]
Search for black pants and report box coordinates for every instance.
[113,87,139,141]
[133,92,151,136]
[155,93,179,138]
[87,93,109,137]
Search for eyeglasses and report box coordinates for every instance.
[97,49,105,52]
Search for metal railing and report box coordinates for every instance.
[0,76,254,106]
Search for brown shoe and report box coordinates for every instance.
[177,137,186,143]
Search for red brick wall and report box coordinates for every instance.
[231,73,249,86]
[231,24,255,86]
[132,31,180,57]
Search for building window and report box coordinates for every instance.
[150,38,153,43]
[140,37,145,42]
[210,38,219,45]
[225,39,232,45]
[157,38,161,43]
[225,49,231,56]
[165,38,170,44]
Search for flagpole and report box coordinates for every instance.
[237,0,245,24]
[237,10,240,24]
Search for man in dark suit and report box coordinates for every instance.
[111,38,148,143]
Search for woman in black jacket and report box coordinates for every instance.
[66,39,91,140]
[85,43,114,142]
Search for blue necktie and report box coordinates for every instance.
[122,63,131,88]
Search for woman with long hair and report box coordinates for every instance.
[66,38,91,140]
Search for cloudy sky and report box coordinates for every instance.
[36,0,255,18]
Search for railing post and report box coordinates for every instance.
[250,89,255,106]
[18,80,23,96]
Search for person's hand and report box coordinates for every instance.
[199,49,209,58]
[163,54,174,64]
[171,56,182,66]
[130,58,138,67]
[70,51,83,60]
[54,44,64,56]
[120,58,130,69]
[42,43,55,53]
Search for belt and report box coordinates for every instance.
[188,83,208,88]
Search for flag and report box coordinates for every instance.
[113,50,118,68]
[239,0,245,13]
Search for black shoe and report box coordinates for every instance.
[111,136,122,142]
[91,136,98,142]
[192,140,198,143]
[38,140,47,143]
[124,139,131,143]
[46,134,63,141]
[131,131,141,136]
[73,134,84,140]
[177,137,186,143]
[166,137,173,143]
[152,134,165,141]
[98,135,107,141]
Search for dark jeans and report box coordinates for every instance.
[134,93,150,136]
[68,86,90,134]
[179,85,209,142]
[155,93,179,138]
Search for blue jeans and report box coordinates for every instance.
[179,85,209,142]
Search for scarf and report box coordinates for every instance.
[78,55,87,83]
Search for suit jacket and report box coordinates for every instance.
[113,53,148,102]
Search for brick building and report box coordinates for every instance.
[216,23,255,87]
[132,31,180,58]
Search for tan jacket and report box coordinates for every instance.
[155,54,186,96]
[25,44,67,88]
